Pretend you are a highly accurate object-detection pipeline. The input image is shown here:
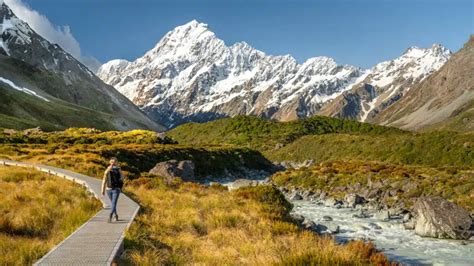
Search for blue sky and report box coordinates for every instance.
[20,0,474,68]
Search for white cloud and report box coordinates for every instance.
[3,0,101,72]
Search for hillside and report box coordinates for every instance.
[168,116,474,167]
[319,45,451,122]
[0,3,164,131]
[0,129,393,265]
[168,115,402,149]
[373,35,474,131]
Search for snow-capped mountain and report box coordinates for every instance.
[98,20,452,129]
[0,3,164,131]
[98,20,367,128]
[319,44,452,122]
[373,35,474,131]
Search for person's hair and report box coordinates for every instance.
[110,157,118,164]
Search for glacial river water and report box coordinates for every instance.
[292,200,474,266]
[218,179,474,265]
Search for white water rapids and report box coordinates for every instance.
[218,178,474,265]
[292,200,474,266]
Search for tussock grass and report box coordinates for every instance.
[0,142,273,180]
[0,167,101,265]
[121,177,393,265]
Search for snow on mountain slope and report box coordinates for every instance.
[318,44,452,122]
[98,20,452,129]
[0,76,49,101]
[98,20,365,128]
[373,35,474,131]
[0,2,164,131]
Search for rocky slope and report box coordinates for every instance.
[98,20,457,129]
[318,45,451,122]
[372,35,474,131]
[0,3,164,131]
[98,20,369,128]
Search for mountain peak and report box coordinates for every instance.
[0,2,16,21]
[402,44,451,58]
[167,19,213,40]
[181,19,207,29]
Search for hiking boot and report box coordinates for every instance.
[108,213,113,223]
[114,214,119,222]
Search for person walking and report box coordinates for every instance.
[101,157,124,223]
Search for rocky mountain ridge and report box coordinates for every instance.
[98,20,456,129]
[0,3,164,131]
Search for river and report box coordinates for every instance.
[292,200,474,266]
[218,178,474,265]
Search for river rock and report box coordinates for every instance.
[375,210,390,221]
[289,191,303,201]
[291,213,305,226]
[353,209,371,219]
[302,219,317,231]
[322,216,333,221]
[314,224,328,233]
[324,197,337,207]
[327,223,340,234]
[149,160,195,181]
[344,193,366,208]
[413,197,473,240]
[368,223,382,230]
[403,213,412,223]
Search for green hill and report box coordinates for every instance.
[168,116,474,168]
[168,115,403,149]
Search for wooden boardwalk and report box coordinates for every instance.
[0,159,140,265]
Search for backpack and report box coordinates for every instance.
[107,167,123,189]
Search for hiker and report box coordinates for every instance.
[101,157,124,223]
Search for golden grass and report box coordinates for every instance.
[0,166,101,265]
[121,178,393,265]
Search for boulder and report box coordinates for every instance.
[302,219,317,231]
[413,197,473,240]
[326,223,340,234]
[314,223,339,234]
[353,210,371,219]
[290,213,305,226]
[368,223,382,230]
[289,191,303,201]
[344,194,366,208]
[23,127,43,135]
[324,197,337,207]
[149,160,195,181]
[403,213,412,223]
[177,161,195,180]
